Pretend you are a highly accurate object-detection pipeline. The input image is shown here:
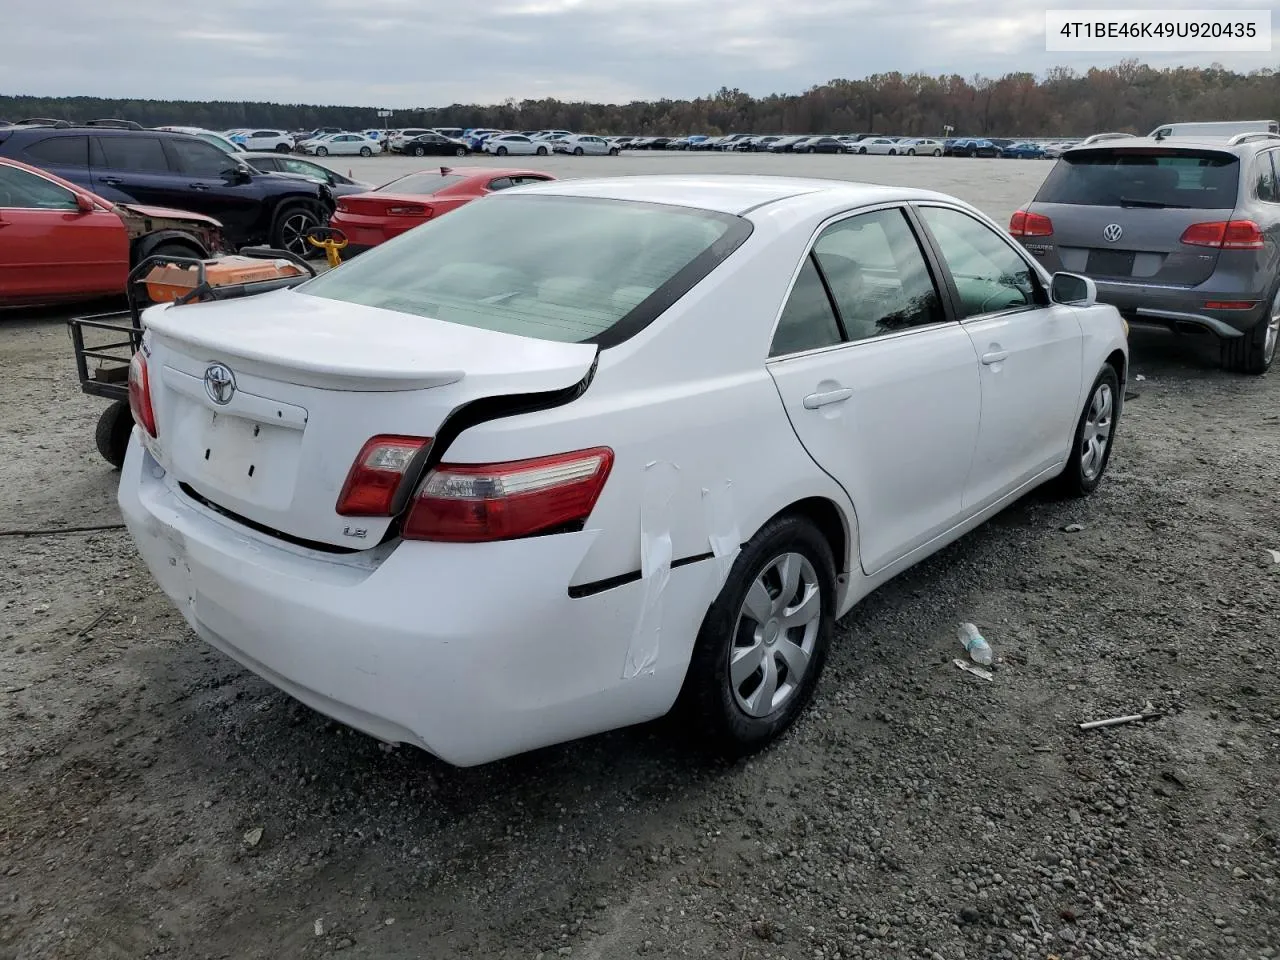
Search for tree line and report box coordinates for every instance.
[3,61,1278,138]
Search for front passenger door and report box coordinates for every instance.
[766,206,982,574]
[165,137,262,239]
[916,204,1084,510]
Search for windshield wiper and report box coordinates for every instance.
[1118,197,1191,209]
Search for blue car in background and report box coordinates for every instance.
[1001,141,1046,159]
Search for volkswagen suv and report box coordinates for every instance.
[1010,132,1280,374]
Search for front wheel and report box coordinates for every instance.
[412,145,425,157]
[272,202,324,259]
[315,146,328,157]
[536,146,548,156]
[907,148,916,156]
[1056,364,1120,497]
[676,514,836,757]
[573,147,584,156]
[95,400,134,469]
[609,147,619,156]
[359,146,372,157]
[858,146,867,154]
[455,146,467,157]
[1222,287,1280,374]
[497,146,508,156]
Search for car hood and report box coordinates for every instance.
[118,203,222,227]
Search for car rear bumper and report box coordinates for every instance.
[1091,279,1267,337]
[118,439,712,766]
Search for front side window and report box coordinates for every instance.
[0,165,79,209]
[169,138,238,178]
[300,194,749,345]
[919,206,1038,319]
[813,208,944,340]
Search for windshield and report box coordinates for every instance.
[299,194,751,345]
[1036,148,1239,208]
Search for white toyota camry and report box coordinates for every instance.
[119,175,1127,766]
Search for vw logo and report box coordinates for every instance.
[1102,223,1123,243]
[204,363,236,405]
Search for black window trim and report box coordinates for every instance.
[1255,149,1280,204]
[909,201,1050,325]
[765,201,958,362]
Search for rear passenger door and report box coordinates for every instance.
[915,204,1083,509]
[766,205,983,574]
[89,135,180,206]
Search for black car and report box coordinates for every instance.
[797,136,849,154]
[239,152,373,198]
[400,133,471,157]
[0,126,334,256]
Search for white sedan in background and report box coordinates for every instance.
[303,133,379,157]
[553,134,620,156]
[899,138,945,156]
[483,133,551,156]
[855,137,903,155]
[119,175,1127,766]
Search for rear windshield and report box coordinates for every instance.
[376,172,465,194]
[300,194,750,345]
[1036,148,1239,209]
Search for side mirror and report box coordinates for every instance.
[74,193,95,214]
[227,165,253,184]
[1050,272,1097,306]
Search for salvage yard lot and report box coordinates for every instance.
[2,153,1278,960]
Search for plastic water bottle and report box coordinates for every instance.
[957,622,993,666]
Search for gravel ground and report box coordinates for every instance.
[2,154,1279,960]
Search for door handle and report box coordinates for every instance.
[188,183,210,190]
[802,387,853,409]
[981,350,1009,365]
[98,177,124,186]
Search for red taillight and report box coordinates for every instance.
[128,352,157,438]
[336,435,430,516]
[1180,220,1265,250]
[1009,210,1053,237]
[334,200,348,213]
[385,204,432,217]
[1204,300,1258,310]
[403,447,614,542]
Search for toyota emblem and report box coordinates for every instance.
[204,363,236,405]
[1102,223,1123,243]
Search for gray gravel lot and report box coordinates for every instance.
[2,153,1278,960]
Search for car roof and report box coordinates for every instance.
[509,174,957,215]
[1066,135,1266,154]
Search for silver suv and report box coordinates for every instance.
[1010,132,1280,374]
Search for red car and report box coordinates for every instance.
[0,157,225,307]
[329,166,556,254]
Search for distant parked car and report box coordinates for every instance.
[328,166,555,254]
[304,133,379,157]
[0,125,333,257]
[1002,142,1046,159]
[0,156,225,306]
[553,134,619,156]
[798,137,850,154]
[230,129,293,153]
[402,133,471,157]
[855,137,901,155]
[386,129,434,153]
[767,136,808,153]
[238,152,373,198]
[153,126,245,155]
[948,139,999,158]
[899,138,945,156]
[483,134,551,157]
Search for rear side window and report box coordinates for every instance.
[97,136,170,173]
[299,194,750,346]
[377,172,465,194]
[1036,149,1239,209]
[1255,152,1280,203]
[25,135,88,166]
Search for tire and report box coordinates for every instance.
[497,146,508,156]
[609,147,619,156]
[840,147,849,154]
[315,146,328,157]
[888,149,897,156]
[677,513,837,757]
[1056,364,1121,497]
[271,201,324,259]
[455,146,467,157]
[573,147,584,156]
[359,146,372,157]
[933,148,942,156]
[95,400,134,470]
[1221,287,1280,374]
[907,148,916,156]
[275,143,291,154]
[412,145,425,157]
[858,146,867,154]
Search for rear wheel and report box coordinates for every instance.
[275,143,291,154]
[1221,288,1280,374]
[888,148,897,156]
[496,146,508,156]
[907,148,916,156]
[359,146,372,157]
[1056,364,1120,497]
[412,145,426,157]
[933,148,942,156]
[536,146,548,156]
[573,146,584,156]
[677,514,836,757]
[455,146,467,157]
[95,400,134,470]
[609,147,619,156]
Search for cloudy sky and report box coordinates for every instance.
[5,0,1275,106]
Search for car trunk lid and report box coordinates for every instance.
[139,288,597,549]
